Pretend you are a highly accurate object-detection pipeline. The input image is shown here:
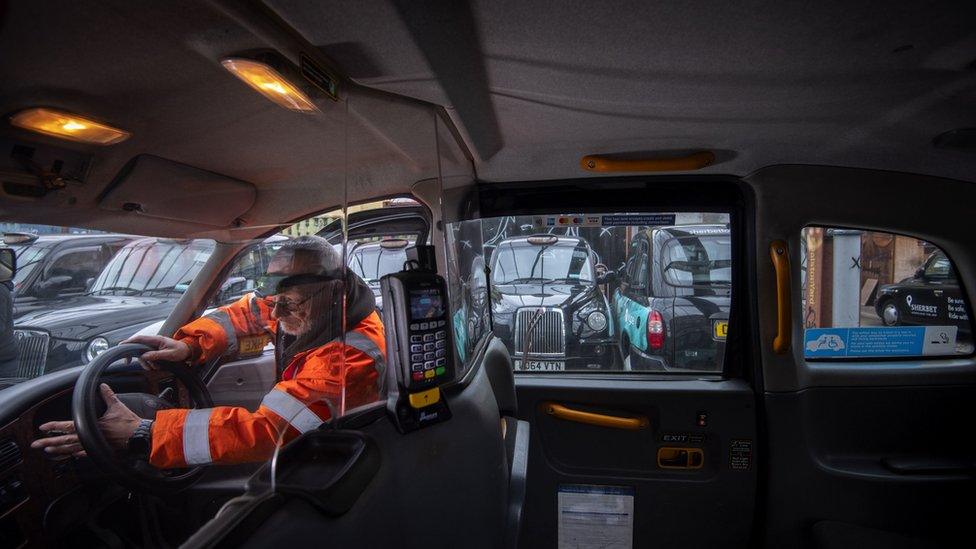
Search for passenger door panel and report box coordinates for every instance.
[516,377,757,548]
[205,352,277,411]
[749,165,976,547]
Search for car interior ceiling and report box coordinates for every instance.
[1,1,975,548]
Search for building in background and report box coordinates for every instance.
[279,199,416,238]
[803,228,933,329]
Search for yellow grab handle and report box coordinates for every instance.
[770,240,791,354]
[580,151,715,173]
[544,402,649,430]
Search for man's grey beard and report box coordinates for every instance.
[279,318,310,336]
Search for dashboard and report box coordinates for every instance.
[0,367,182,547]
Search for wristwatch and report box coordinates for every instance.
[127,419,154,459]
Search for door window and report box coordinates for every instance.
[801,227,973,359]
[209,238,287,307]
[41,247,105,294]
[632,241,649,289]
[923,252,952,279]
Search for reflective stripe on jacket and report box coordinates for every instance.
[149,293,385,468]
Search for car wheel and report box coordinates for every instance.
[881,299,900,326]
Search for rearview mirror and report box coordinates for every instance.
[0,248,15,283]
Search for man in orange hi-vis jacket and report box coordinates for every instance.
[32,236,385,468]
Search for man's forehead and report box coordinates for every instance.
[277,280,331,297]
[277,286,304,297]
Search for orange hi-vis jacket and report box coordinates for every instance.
[148,293,385,468]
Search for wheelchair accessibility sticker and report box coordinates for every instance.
[804,326,957,358]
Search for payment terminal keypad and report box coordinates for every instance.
[409,320,449,381]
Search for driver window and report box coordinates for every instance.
[209,238,286,307]
[41,248,105,294]
[632,242,649,289]
[624,239,641,283]
[924,253,952,279]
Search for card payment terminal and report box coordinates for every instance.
[380,268,454,432]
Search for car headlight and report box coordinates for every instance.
[586,311,608,332]
[85,337,110,362]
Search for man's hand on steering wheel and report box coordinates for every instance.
[121,335,192,370]
[31,383,142,458]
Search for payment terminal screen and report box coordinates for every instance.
[410,288,444,320]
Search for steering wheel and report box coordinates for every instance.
[72,343,214,494]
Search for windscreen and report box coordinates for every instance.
[91,240,215,295]
[491,239,594,285]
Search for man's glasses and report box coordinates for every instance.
[264,283,331,314]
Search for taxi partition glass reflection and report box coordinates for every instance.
[801,227,974,359]
[444,212,732,374]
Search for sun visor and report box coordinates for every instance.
[99,154,257,227]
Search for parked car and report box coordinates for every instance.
[614,224,731,371]
[489,234,616,371]
[5,232,134,318]
[319,204,430,311]
[346,238,412,310]
[874,250,970,332]
[12,237,216,377]
[0,247,18,382]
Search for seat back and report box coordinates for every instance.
[182,347,509,549]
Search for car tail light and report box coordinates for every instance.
[647,309,665,350]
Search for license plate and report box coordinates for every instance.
[713,320,728,340]
[514,359,565,371]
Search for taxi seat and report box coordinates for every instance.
[181,339,512,549]
[483,337,529,549]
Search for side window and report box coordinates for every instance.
[632,241,649,289]
[625,239,641,282]
[40,247,105,294]
[210,239,285,306]
[923,253,952,280]
[443,218,488,375]
[801,227,973,359]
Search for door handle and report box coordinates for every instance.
[770,240,791,354]
[657,447,704,469]
[544,402,649,430]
